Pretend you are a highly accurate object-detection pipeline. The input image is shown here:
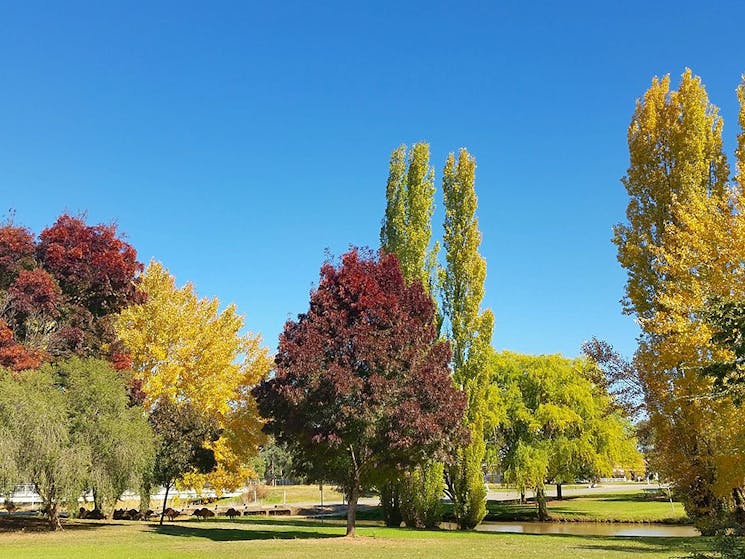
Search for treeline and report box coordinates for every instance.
[253,144,643,535]
[1,142,649,536]
[0,215,271,529]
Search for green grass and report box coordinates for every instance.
[217,484,345,506]
[486,491,690,524]
[0,516,705,559]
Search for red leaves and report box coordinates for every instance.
[8,269,62,317]
[255,248,467,486]
[38,214,143,316]
[0,225,35,288]
[0,320,45,371]
[0,214,144,370]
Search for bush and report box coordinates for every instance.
[240,484,270,504]
[400,462,445,529]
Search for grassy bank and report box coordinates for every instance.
[0,516,703,559]
[484,491,689,524]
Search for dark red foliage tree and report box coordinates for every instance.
[37,214,143,317]
[0,225,36,288]
[254,248,467,536]
[8,269,62,318]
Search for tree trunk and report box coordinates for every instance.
[93,486,103,513]
[38,483,63,531]
[48,501,63,531]
[556,483,562,500]
[159,483,171,526]
[140,477,152,514]
[536,486,549,521]
[520,491,525,504]
[346,484,359,537]
[732,487,745,527]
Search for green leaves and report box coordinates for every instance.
[493,351,643,515]
[0,358,153,529]
[381,143,438,292]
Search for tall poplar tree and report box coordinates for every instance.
[614,69,745,532]
[379,142,444,528]
[441,148,495,529]
[381,143,438,291]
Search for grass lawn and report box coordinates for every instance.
[484,492,689,524]
[0,516,705,559]
[218,484,345,506]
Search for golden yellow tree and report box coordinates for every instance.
[115,261,271,493]
[615,69,745,531]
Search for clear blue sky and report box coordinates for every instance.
[1,1,743,360]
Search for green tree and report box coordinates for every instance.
[57,358,154,515]
[441,148,497,529]
[0,359,155,529]
[493,352,643,521]
[380,143,438,292]
[149,399,220,525]
[379,142,445,527]
[0,368,89,530]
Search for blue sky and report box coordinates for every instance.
[1,0,743,359]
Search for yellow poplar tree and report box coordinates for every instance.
[614,69,745,531]
[115,261,271,493]
[441,148,499,529]
[379,142,443,528]
[381,142,439,292]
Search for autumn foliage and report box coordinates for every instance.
[37,214,143,316]
[254,248,467,536]
[0,214,143,370]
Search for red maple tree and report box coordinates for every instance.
[254,248,467,536]
[0,225,36,288]
[37,214,143,317]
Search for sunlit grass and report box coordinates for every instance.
[0,516,704,559]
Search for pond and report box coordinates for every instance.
[443,521,699,537]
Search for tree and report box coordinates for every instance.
[0,214,145,366]
[149,400,220,525]
[0,358,154,529]
[56,358,154,514]
[381,142,439,292]
[581,338,645,420]
[613,69,729,322]
[703,297,745,401]
[441,148,497,529]
[253,249,467,536]
[379,142,444,527]
[0,223,35,289]
[37,214,143,318]
[0,368,89,529]
[613,69,745,532]
[115,261,270,494]
[493,352,643,521]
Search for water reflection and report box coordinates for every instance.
[442,521,699,537]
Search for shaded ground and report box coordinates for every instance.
[0,515,120,533]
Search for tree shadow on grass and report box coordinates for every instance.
[0,516,127,533]
[150,522,342,542]
[574,535,699,555]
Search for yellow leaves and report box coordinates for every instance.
[116,261,270,414]
[115,261,271,491]
[616,69,729,321]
